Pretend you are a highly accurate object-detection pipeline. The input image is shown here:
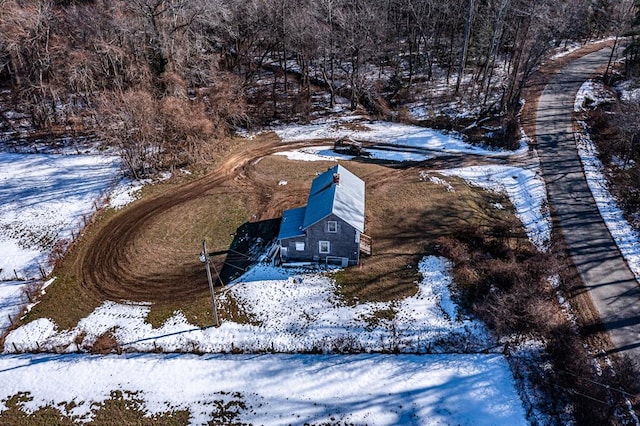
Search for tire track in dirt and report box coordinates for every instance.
[80,138,330,302]
[80,135,516,303]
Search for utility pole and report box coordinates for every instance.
[200,240,220,327]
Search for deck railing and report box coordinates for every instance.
[359,233,372,256]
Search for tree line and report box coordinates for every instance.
[0,0,635,175]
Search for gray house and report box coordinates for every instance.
[277,164,371,266]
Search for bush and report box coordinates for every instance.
[97,91,221,178]
[586,100,640,233]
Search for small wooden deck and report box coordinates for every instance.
[359,233,372,256]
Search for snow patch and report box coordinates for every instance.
[616,79,640,102]
[438,166,551,251]
[272,119,526,158]
[574,81,640,281]
[420,172,455,192]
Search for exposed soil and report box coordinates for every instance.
[78,136,333,303]
[73,132,517,306]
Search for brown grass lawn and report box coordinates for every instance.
[334,165,524,305]
[10,138,524,337]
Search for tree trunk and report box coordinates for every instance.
[481,0,511,103]
[456,0,475,94]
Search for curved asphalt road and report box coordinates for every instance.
[536,46,640,362]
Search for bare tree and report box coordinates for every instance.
[122,0,223,95]
[97,90,161,178]
[455,0,475,94]
[97,90,221,177]
[0,0,58,127]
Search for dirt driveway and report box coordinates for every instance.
[79,137,325,302]
[75,131,522,307]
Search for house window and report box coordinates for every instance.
[327,221,338,233]
[319,240,330,254]
[295,241,305,251]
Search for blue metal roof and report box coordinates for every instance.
[309,165,338,196]
[279,165,365,240]
[304,165,365,232]
[277,206,307,239]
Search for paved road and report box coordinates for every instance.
[536,47,640,362]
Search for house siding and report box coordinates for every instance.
[280,214,359,265]
[277,165,365,266]
[280,237,313,262]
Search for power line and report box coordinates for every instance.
[559,369,638,399]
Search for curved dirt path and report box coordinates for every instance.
[79,133,510,304]
[536,47,640,361]
[80,138,332,302]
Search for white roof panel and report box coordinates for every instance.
[303,165,365,232]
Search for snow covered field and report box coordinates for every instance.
[4,257,490,354]
[0,152,121,281]
[0,121,537,423]
[0,152,123,334]
[0,352,526,425]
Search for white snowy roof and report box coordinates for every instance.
[304,165,365,232]
[278,164,365,240]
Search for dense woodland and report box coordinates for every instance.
[2,2,640,423]
[0,0,637,176]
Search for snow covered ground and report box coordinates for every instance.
[4,257,490,354]
[0,280,31,333]
[1,253,527,424]
[0,152,121,280]
[273,118,529,158]
[276,144,437,162]
[437,166,551,251]
[574,80,640,281]
[616,79,640,103]
[0,352,526,425]
[0,152,125,335]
